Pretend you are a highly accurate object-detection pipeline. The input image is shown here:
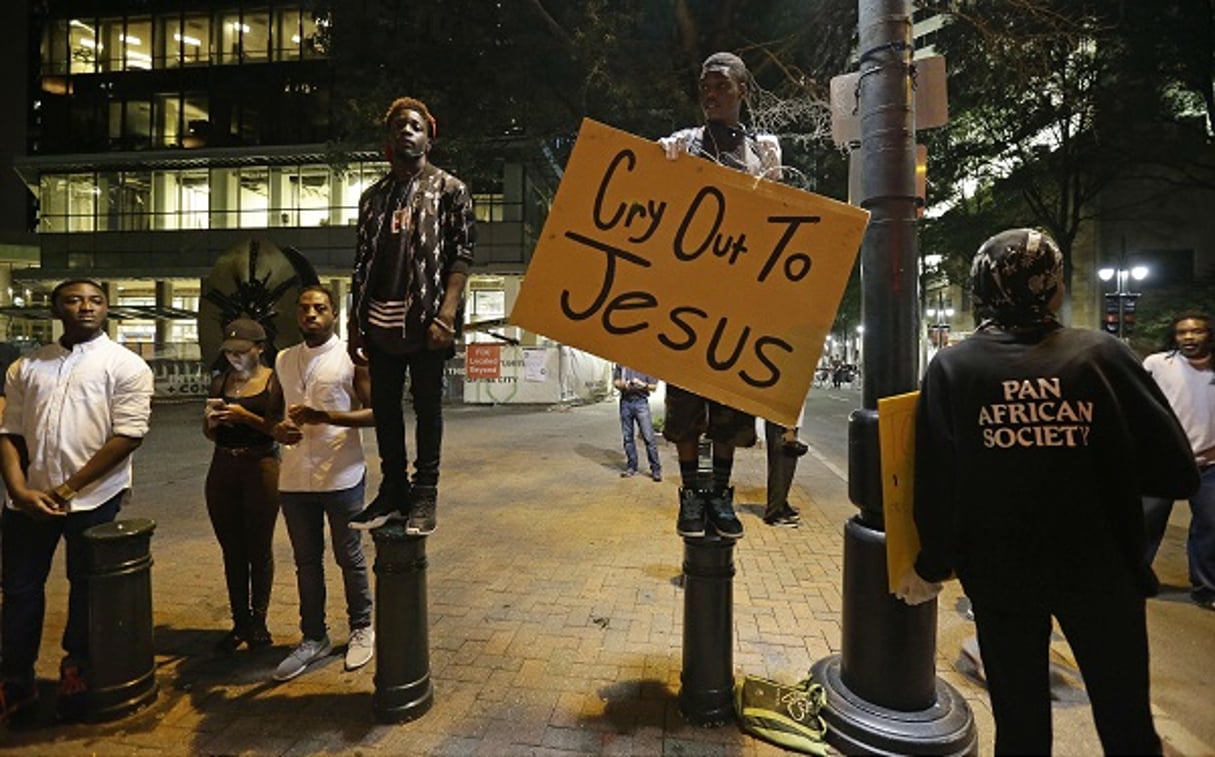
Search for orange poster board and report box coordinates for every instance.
[879,391,920,592]
[509,119,869,426]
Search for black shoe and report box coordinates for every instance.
[763,504,800,527]
[651,470,663,482]
[782,439,809,457]
[1191,589,1215,610]
[214,626,249,654]
[406,486,437,536]
[676,487,707,537]
[706,487,744,539]
[247,617,273,649]
[350,481,410,531]
[55,659,87,724]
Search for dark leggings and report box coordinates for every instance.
[205,450,280,627]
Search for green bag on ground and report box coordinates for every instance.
[734,673,829,755]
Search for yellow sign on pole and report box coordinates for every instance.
[509,119,869,426]
[878,391,921,592]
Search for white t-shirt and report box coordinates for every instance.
[0,333,153,511]
[1143,350,1215,455]
[275,334,366,493]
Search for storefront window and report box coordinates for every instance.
[298,165,331,226]
[239,167,270,228]
[274,8,301,61]
[69,18,100,74]
[41,19,69,75]
[242,11,270,62]
[124,18,152,70]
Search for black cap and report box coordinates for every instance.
[220,318,266,352]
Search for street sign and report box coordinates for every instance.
[830,54,949,146]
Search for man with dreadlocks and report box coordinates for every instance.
[347,97,474,535]
[899,228,1197,754]
[656,51,782,540]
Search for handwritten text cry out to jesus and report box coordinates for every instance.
[559,147,822,389]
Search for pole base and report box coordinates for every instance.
[811,655,977,756]
[373,673,434,724]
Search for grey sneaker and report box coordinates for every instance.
[273,636,332,682]
[344,626,375,671]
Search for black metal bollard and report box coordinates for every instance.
[678,532,736,726]
[371,523,433,723]
[83,518,158,723]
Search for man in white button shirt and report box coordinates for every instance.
[271,286,376,682]
[1142,312,1215,609]
[0,278,153,724]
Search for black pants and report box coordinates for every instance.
[972,594,1160,755]
[367,344,446,488]
[205,449,280,627]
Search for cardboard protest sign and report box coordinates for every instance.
[878,391,920,592]
[510,119,869,425]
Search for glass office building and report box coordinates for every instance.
[13,1,552,391]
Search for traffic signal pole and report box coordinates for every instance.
[809,1,977,753]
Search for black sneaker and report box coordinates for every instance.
[763,504,800,527]
[706,487,743,539]
[782,439,809,457]
[676,487,707,537]
[406,486,437,536]
[350,481,410,531]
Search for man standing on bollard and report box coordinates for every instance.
[0,278,154,724]
[612,364,662,482]
[1141,312,1215,609]
[657,51,781,539]
[900,229,1199,754]
[272,286,377,682]
[347,96,475,536]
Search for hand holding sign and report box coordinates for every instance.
[510,119,868,426]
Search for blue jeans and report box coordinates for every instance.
[1,493,122,685]
[619,394,661,475]
[1144,465,1215,595]
[280,482,372,640]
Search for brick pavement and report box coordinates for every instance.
[2,399,1211,755]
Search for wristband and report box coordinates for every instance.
[433,318,455,334]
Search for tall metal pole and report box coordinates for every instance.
[810,1,976,753]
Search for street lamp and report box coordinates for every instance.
[925,292,954,349]
[1098,264,1148,338]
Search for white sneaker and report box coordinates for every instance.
[345,626,375,671]
[273,636,332,682]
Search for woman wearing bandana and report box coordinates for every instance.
[899,228,1198,754]
[203,317,285,653]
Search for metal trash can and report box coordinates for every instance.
[371,523,433,723]
[83,518,158,723]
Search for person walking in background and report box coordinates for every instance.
[271,287,376,682]
[203,318,284,655]
[1141,312,1215,609]
[657,51,781,540]
[346,96,475,535]
[899,228,1198,754]
[762,409,808,527]
[0,279,153,724]
[613,364,662,482]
